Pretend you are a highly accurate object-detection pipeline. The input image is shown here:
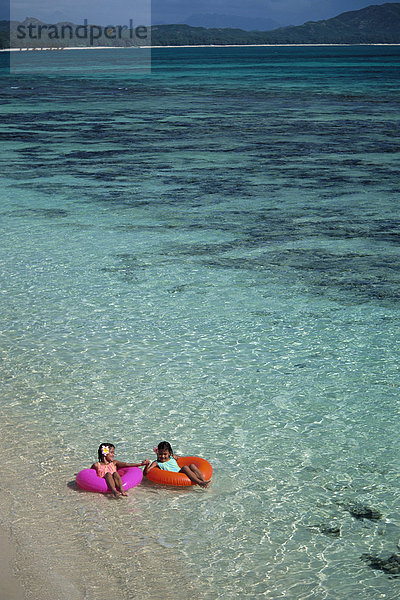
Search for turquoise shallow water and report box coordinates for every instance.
[1,45,400,599]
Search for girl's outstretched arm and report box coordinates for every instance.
[115,459,149,469]
[143,460,157,476]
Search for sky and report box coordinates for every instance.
[6,0,393,28]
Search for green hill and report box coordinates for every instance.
[151,3,400,45]
[257,2,400,44]
[2,3,400,49]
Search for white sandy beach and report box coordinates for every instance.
[2,42,400,52]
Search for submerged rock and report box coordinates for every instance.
[319,525,341,538]
[307,523,341,538]
[361,553,400,576]
[337,501,382,521]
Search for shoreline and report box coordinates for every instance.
[2,42,400,52]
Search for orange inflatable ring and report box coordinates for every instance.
[145,456,213,487]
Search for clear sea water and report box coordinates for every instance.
[1,45,400,599]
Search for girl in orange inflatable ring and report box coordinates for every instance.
[144,441,212,487]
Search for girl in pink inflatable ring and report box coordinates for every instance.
[91,443,149,497]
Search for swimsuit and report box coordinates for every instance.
[95,461,117,478]
[156,457,180,472]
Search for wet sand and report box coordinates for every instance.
[0,526,25,600]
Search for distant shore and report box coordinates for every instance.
[2,42,400,52]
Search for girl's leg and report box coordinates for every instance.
[180,464,211,487]
[113,472,127,496]
[105,472,120,497]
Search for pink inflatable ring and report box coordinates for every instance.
[76,466,143,493]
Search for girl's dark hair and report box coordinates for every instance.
[98,443,115,462]
[158,441,173,455]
